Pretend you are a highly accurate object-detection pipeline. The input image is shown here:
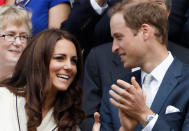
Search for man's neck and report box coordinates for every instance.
[142,45,169,74]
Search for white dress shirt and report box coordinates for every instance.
[141,52,174,131]
[90,0,108,15]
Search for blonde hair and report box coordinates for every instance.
[0,5,32,35]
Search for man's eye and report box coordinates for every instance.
[116,37,122,40]
[114,35,122,40]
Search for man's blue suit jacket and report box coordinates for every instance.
[100,57,189,131]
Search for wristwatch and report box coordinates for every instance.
[144,114,156,127]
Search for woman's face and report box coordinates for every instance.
[0,24,29,67]
[49,38,78,91]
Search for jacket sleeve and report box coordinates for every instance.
[80,48,103,130]
[100,85,115,131]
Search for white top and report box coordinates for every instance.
[90,0,108,15]
[0,87,80,131]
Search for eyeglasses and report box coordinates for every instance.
[0,34,30,43]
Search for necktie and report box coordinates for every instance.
[142,74,153,108]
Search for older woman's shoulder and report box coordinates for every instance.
[0,86,24,101]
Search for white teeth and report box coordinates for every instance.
[57,74,69,79]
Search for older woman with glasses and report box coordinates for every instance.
[0,5,32,81]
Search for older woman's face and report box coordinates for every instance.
[0,24,29,67]
[49,39,77,91]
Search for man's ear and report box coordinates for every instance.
[140,24,151,41]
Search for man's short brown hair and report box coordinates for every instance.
[109,1,168,44]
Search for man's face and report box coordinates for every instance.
[110,13,146,69]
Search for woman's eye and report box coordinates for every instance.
[71,59,78,64]
[53,56,64,60]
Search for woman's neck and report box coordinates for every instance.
[42,89,57,118]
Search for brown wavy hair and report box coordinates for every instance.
[0,29,85,131]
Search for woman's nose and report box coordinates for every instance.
[63,60,72,70]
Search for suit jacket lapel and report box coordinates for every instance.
[123,70,141,85]
[150,58,183,113]
[132,70,141,86]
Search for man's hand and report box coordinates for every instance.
[109,77,154,126]
[119,109,138,131]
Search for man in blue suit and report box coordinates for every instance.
[100,1,189,130]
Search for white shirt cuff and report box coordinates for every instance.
[90,0,108,15]
[142,114,159,131]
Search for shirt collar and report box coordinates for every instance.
[141,51,174,83]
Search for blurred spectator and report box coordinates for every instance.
[0,5,32,81]
[61,0,120,58]
[180,9,189,48]
[168,0,189,47]
[1,0,71,34]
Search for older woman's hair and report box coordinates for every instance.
[0,5,32,35]
[1,29,85,131]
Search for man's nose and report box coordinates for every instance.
[112,40,119,53]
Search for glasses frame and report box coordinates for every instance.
[0,34,30,44]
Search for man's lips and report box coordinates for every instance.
[119,53,127,62]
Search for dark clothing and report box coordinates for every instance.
[167,41,189,64]
[80,43,130,130]
[168,0,189,47]
[61,0,121,57]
